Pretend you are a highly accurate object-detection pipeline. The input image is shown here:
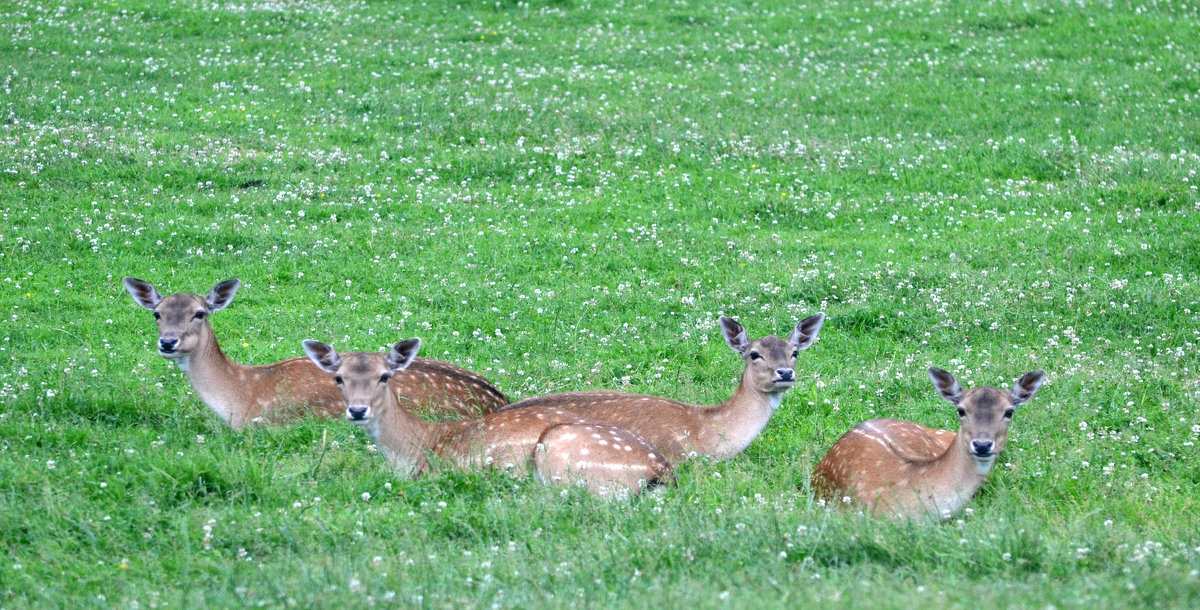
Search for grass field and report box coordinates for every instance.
[3,0,1199,606]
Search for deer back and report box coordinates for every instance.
[398,357,510,418]
[811,418,956,502]
[499,392,702,463]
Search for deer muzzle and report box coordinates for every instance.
[774,368,796,387]
[158,337,180,355]
[971,439,995,457]
[346,405,370,421]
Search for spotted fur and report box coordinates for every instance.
[124,277,508,429]
[498,313,825,464]
[812,367,1046,519]
[304,338,671,497]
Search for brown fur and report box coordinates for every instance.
[812,367,1046,519]
[305,340,671,497]
[499,313,825,464]
[124,278,508,429]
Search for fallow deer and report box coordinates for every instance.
[811,367,1046,520]
[303,338,671,497]
[123,278,508,429]
[496,313,825,465]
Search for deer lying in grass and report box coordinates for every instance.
[811,367,1046,520]
[123,278,508,429]
[496,313,825,464]
[303,338,671,497]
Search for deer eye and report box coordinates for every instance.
[748,351,762,361]
[379,373,391,384]
[1004,409,1015,419]
[334,375,344,386]
[193,311,207,321]
[153,311,162,320]
[791,350,799,359]
[957,407,967,417]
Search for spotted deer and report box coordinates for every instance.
[303,338,671,497]
[497,313,825,465]
[123,278,508,429]
[812,367,1046,519]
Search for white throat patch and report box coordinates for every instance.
[767,392,785,411]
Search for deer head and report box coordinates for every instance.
[929,367,1046,465]
[721,312,824,400]
[123,277,240,360]
[303,338,421,423]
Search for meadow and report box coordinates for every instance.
[2,0,1199,606]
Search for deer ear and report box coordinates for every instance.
[303,340,342,373]
[123,277,162,310]
[1010,370,1046,407]
[928,367,964,405]
[206,279,240,311]
[790,312,825,351]
[720,317,749,355]
[388,338,421,372]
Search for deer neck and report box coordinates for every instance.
[913,433,995,518]
[369,398,454,479]
[701,374,781,460]
[177,325,260,427]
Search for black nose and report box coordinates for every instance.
[777,369,795,381]
[347,406,368,420]
[159,338,179,352]
[972,440,994,456]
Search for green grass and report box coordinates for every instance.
[2,0,1199,606]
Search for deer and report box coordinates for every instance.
[494,313,825,465]
[123,277,509,429]
[302,338,671,497]
[811,367,1047,520]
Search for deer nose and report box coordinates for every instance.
[776,368,795,381]
[159,338,179,352]
[972,439,994,456]
[347,405,369,421]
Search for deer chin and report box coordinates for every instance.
[166,353,191,372]
[768,379,795,392]
[972,453,997,474]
